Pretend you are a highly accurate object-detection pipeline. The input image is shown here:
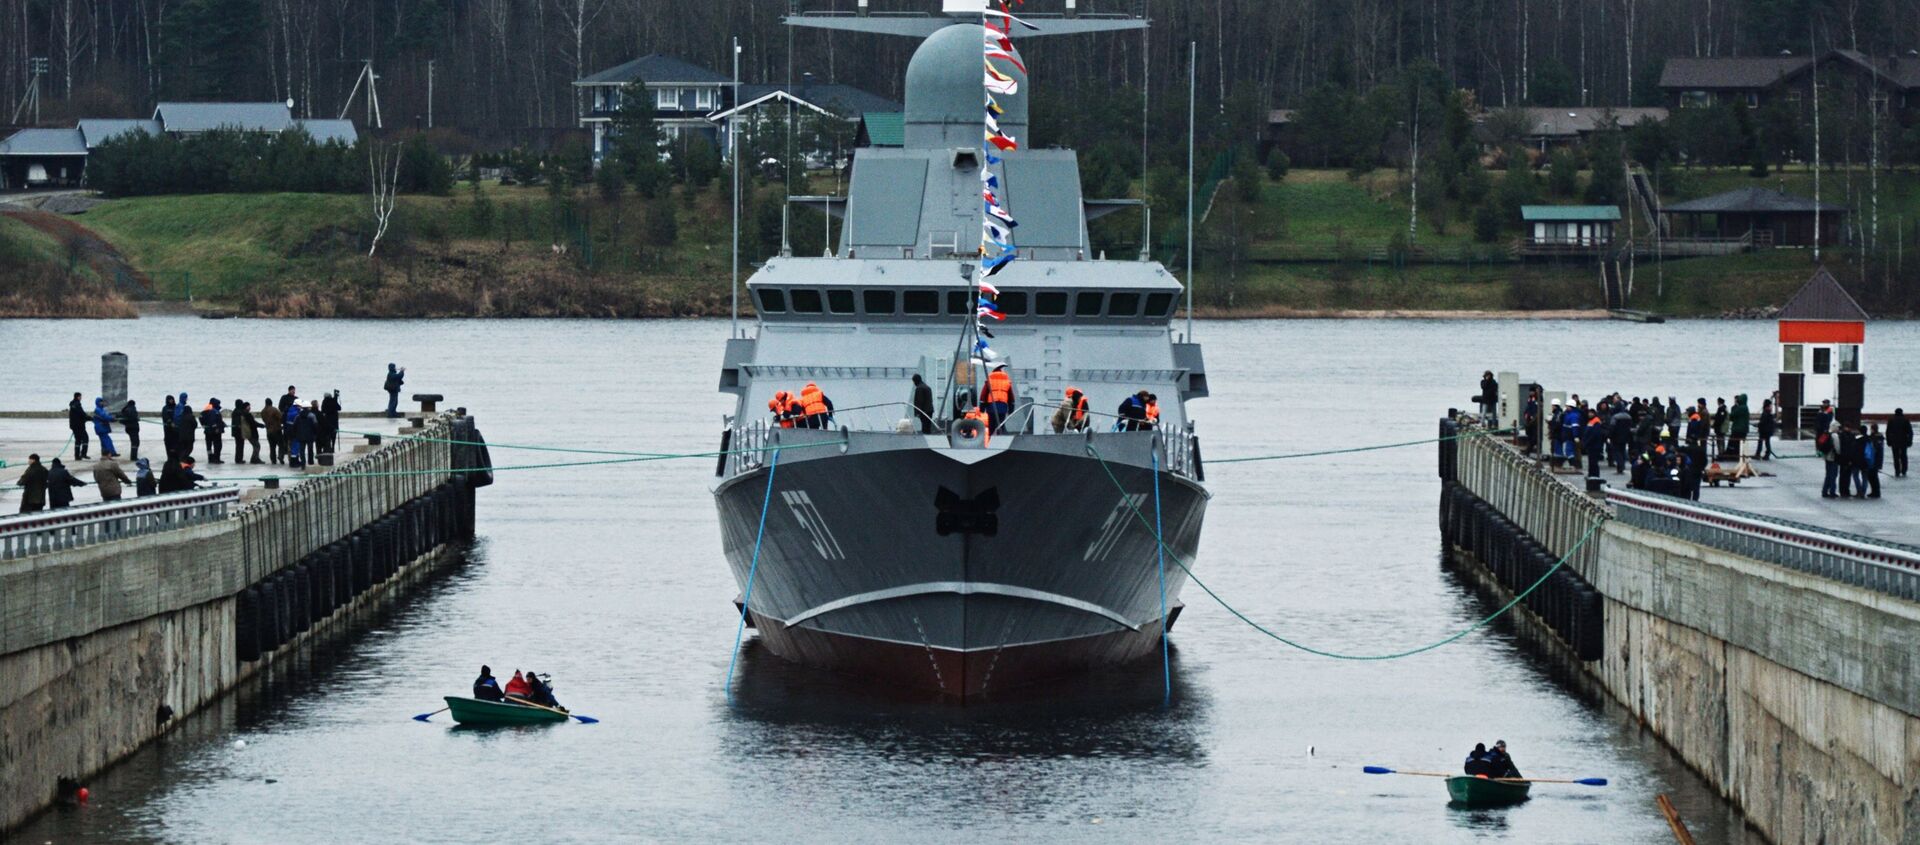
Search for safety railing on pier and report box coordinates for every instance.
[1450,423,1611,580]
[0,487,240,561]
[1607,488,1920,601]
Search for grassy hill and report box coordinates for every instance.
[5,164,1914,319]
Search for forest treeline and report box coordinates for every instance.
[6,0,1918,156]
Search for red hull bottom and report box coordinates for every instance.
[745,607,1181,700]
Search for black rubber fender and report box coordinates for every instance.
[235,586,261,662]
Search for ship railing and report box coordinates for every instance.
[0,486,241,561]
[719,410,1205,482]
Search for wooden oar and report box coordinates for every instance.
[1492,776,1608,786]
[505,694,599,724]
[1363,767,1606,786]
[1362,767,1452,777]
[412,706,450,722]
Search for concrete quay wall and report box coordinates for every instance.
[1,414,487,832]
[1446,428,1920,844]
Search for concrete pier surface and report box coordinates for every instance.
[1530,441,1915,545]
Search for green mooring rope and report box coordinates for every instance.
[1087,443,1604,661]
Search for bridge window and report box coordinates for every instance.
[827,289,856,314]
[947,290,972,315]
[756,289,786,313]
[1034,291,1067,316]
[790,289,824,313]
[996,291,1028,315]
[903,290,940,314]
[863,289,896,314]
[1145,292,1175,316]
[1075,291,1104,317]
[1108,292,1141,317]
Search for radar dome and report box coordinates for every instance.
[904,23,1028,148]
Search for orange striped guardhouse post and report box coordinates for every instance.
[1776,266,1869,438]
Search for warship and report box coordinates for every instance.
[713,0,1209,699]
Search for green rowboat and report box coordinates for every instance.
[443,696,568,726]
[1446,775,1531,806]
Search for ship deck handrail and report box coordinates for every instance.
[719,414,1202,481]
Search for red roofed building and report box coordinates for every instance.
[1777,267,1868,435]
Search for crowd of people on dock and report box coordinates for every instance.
[14,364,410,514]
[1478,373,1910,503]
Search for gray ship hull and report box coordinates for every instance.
[715,431,1206,699]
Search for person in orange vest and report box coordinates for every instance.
[1051,387,1090,433]
[799,382,833,429]
[961,402,993,446]
[768,390,801,429]
[984,365,1014,433]
[1144,393,1161,430]
[503,669,532,700]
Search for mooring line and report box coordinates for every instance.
[724,447,781,706]
[1151,446,1171,706]
[1088,443,1604,661]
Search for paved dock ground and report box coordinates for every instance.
[0,415,421,512]
[1527,437,1918,546]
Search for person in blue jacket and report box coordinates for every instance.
[383,363,406,418]
[1562,404,1583,461]
[91,398,120,458]
[284,403,307,469]
[170,393,196,461]
[199,398,226,464]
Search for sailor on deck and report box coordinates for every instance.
[799,383,833,430]
[985,365,1014,433]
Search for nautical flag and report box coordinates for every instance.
[985,61,1019,95]
[977,323,996,339]
[981,250,1017,277]
[986,132,1019,151]
[984,217,1014,244]
[978,279,1000,297]
[977,304,1005,320]
[985,200,1015,224]
[982,9,1040,30]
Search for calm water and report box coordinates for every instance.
[9,316,1915,844]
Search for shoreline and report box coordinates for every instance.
[0,301,1904,321]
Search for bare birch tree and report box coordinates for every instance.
[368,140,402,257]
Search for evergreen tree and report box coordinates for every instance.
[1584,132,1626,206]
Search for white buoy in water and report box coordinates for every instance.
[232,739,247,750]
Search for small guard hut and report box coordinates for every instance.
[1777,266,1867,435]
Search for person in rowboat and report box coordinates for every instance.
[1462,743,1496,776]
[1486,740,1522,779]
[473,665,506,702]
[524,671,566,712]
[504,670,532,699]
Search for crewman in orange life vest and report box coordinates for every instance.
[984,365,1014,433]
[1144,393,1161,430]
[768,391,801,429]
[799,382,833,429]
[961,402,993,446]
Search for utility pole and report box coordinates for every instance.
[1812,28,1821,264]
[731,37,742,339]
[1185,41,1195,340]
[10,57,47,125]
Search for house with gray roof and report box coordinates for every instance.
[706,74,902,164]
[1661,187,1847,247]
[575,54,734,161]
[1,103,359,190]
[0,128,88,188]
[1658,49,1920,116]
